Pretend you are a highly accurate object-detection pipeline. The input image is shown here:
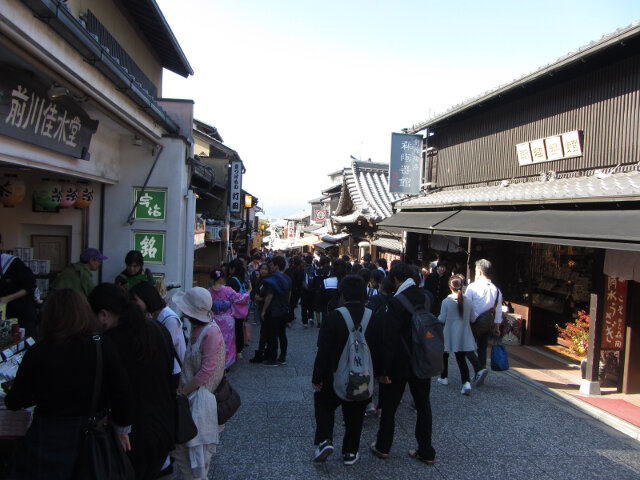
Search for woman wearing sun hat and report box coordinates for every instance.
[172,287,226,480]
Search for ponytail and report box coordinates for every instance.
[448,274,466,318]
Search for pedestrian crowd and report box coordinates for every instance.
[0,238,504,477]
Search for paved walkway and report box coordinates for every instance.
[207,318,640,480]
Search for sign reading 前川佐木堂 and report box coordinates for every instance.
[134,189,166,220]
[133,231,165,264]
[389,133,423,194]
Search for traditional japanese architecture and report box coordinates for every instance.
[382,22,640,393]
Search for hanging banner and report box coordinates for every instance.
[314,209,327,223]
[229,160,242,213]
[389,132,422,194]
[601,276,627,350]
[0,64,98,159]
[287,221,295,239]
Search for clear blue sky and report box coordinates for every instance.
[156,0,640,219]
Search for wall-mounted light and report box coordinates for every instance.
[244,194,253,208]
[47,85,70,100]
[132,135,142,146]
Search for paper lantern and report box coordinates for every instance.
[59,183,78,207]
[0,178,26,207]
[74,184,94,209]
[33,181,62,208]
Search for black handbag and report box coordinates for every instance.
[175,392,198,443]
[74,335,135,480]
[214,376,241,425]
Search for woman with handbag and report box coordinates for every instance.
[89,283,176,479]
[208,269,250,369]
[4,288,134,479]
[172,287,226,480]
[436,275,488,395]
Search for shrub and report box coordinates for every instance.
[556,309,589,356]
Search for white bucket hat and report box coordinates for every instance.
[173,287,213,323]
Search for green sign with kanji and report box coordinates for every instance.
[134,189,166,220]
[133,231,165,264]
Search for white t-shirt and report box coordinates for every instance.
[157,306,186,374]
[465,278,502,324]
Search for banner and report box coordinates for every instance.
[601,276,627,350]
[229,160,242,213]
[314,209,327,222]
[389,132,422,194]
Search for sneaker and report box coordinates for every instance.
[370,442,389,459]
[474,368,488,387]
[343,452,360,466]
[262,360,280,367]
[277,357,287,365]
[365,402,377,416]
[461,381,471,395]
[313,440,334,462]
[408,448,435,465]
[437,377,448,386]
[237,352,243,359]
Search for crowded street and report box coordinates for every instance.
[207,315,640,480]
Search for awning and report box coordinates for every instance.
[314,241,335,249]
[371,237,402,252]
[299,235,320,246]
[412,209,640,251]
[379,211,459,232]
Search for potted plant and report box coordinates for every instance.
[555,309,589,356]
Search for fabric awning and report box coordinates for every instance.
[299,235,320,246]
[432,209,640,251]
[371,237,402,252]
[379,211,459,232]
[314,241,334,249]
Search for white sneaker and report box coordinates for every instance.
[313,440,334,462]
[474,369,488,387]
[461,381,471,395]
[436,377,448,386]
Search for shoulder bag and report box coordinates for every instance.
[473,288,501,336]
[74,335,135,480]
[214,375,241,425]
[174,353,198,443]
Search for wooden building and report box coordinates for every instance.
[382,23,640,394]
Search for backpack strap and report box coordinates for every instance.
[395,293,416,313]
[337,306,372,332]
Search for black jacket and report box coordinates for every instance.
[379,285,427,380]
[312,303,378,385]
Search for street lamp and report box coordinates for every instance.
[244,195,253,255]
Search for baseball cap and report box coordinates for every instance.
[80,248,108,262]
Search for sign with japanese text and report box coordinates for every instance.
[0,65,98,159]
[389,133,422,194]
[134,189,166,220]
[601,276,626,350]
[516,130,583,166]
[287,221,295,239]
[229,160,242,213]
[133,231,165,264]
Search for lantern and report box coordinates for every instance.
[33,181,62,208]
[0,177,26,207]
[74,183,94,209]
[59,183,78,207]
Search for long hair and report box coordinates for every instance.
[449,274,465,318]
[88,283,157,363]
[39,289,98,343]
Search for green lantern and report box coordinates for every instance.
[33,181,62,208]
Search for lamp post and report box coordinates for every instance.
[244,194,253,255]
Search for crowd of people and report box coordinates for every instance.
[1,239,504,477]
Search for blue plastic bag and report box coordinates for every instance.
[491,343,509,371]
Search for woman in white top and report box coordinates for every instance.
[437,275,488,395]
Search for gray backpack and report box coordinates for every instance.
[333,307,374,402]
[396,293,445,379]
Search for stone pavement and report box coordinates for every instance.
[206,319,640,480]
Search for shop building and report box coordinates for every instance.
[1,0,198,291]
[382,23,640,393]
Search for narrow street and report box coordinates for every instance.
[209,316,640,480]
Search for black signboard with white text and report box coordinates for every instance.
[389,132,422,194]
[0,65,98,159]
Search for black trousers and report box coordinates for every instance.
[375,376,435,459]
[234,317,244,354]
[441,351,482,383]
[288,291,300,323]
[314,385,369,454]
[300,290,315,324]
[264,312,288,361]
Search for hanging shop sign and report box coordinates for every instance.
[389,132,422,194]
[314,209,328,223]
[601,276,627,350]
[0,65,99,160]
[229,160,242,213]
[132,231,165,264]
[134,188,166,220]
[287,221,295,239]
[516,130,583,166]
[0,177,26,207]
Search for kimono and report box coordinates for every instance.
[208,285,249,369]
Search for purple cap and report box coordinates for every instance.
[80,248,108,262]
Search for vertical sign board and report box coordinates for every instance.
[389,133,422,194]
[133,231,165,264]
[134,189,166,220]
[601,276,627,350]
[287,221,295,239]
[229,160,242,213]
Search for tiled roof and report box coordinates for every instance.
[372,237,402,252]
[396,170,640,210]
[284,210,311,221]
[334,161,403,223]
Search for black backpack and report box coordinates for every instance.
[395,293,445,379]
